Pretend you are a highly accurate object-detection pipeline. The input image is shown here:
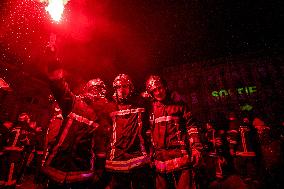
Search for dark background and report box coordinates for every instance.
[1,0,284,124]
[1,0,283,84]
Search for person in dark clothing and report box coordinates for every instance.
[106,74,152,189]
[145,75,203,189]
[0,121,12,153]
[227,112,260,188]
[41,47,113,189]
[32,125,46,185]
[0,121,13,188]
[253,116,284,189]
[197,121,230,188]
[0,113,33,188]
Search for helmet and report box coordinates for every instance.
[228,112,237,121]
[146,75,164,93]
[82,78,107,101]
[18,112,30,122]
[113,74,134,92]
[113,74,134,102]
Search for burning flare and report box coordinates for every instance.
[40,0,70,22]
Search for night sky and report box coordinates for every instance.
[1,0,283,87]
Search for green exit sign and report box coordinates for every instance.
[212,86,257,97]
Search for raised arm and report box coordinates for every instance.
[45,47,74,117]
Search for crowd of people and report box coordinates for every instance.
[0,113,45,188]
[0,48,284,189]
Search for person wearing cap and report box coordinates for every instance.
[145,75,203,189]
[41,47,113,189]
[105,74,152,189]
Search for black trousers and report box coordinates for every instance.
[108,167,154,189]
[46,180,91,189]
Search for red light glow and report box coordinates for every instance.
[42,0,70,22]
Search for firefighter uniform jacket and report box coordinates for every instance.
[105,96,151,172]
[0,122,31,187]
[0,123,10,154]
[150,97,202,173]
[202,128,227,179]
[41,78,102,184]
[227,119,256,157]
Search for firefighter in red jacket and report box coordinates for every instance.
[226,112,259,184]
[41,49,112,189]
[0,113,32,188]
[0,121,13,188]
[145,75,202,189]
[105,74,152,189]
[253,116,284,189]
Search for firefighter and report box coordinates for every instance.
[41,47,113,189]
[105,74,152,189]
[227,112,259,186]
[145,75,203,189]
[0,121,13,188]
[1,113,32,188]
[198,121,229,188]
[253,116,284,189]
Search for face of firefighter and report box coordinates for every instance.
[86,85,106,99]
[29,121,37,129]
[228,112,237,121]
[18,113,30,123]
[243,117,250,124]
[116,84,131,101]
[152,85,167,102]
[3,121,13,129]
[206,122,213,130]
[82,81,106,103]
[254,125,270,134]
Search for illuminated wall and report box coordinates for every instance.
[162,54,284,124]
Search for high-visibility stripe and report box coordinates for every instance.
[11,128,21,147]
[154,155,190,173]
[7,163,15,186]
[137,111,147,156]
[187,127,199,136]
[110,117,117,160]
[155,116,179,123]
[106,156,150,171]
[239,126,250,152]
[4,146,23,151]
[236,151,256,157]
[110,108,145,116]
[5,180,16,186]
[96,152,106,158]
[46,118,74,165]
[227,129,238,134]
[42,166,94,183]
[68,112,95,126]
